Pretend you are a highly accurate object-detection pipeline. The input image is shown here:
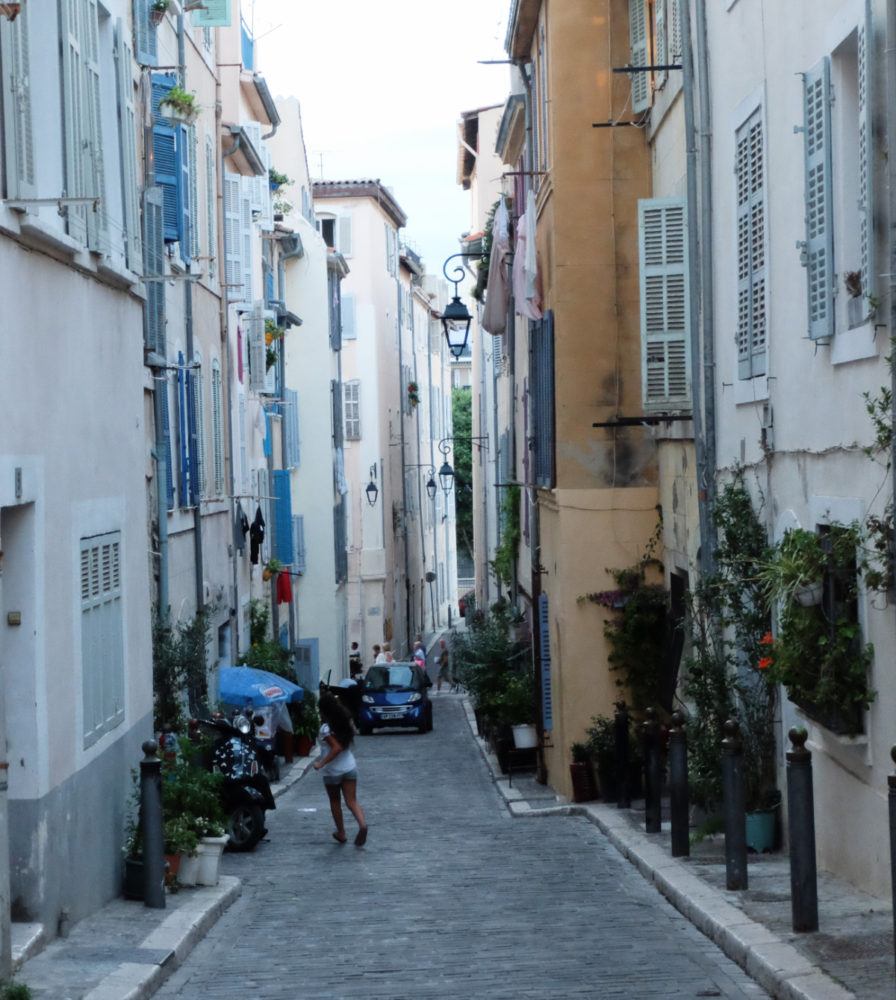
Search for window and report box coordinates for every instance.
[0,6,35,199]
[530,310,555,488]
[292,515,306,574]
[735,108,767,380]
[151,74,191,251]
[344,380,361,440]
[81,532,125,747]
[638,198,691,410]
[133,0,158,65]
[318,214,352,256]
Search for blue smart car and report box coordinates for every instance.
[359,662,433,734]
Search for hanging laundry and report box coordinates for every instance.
[481,198,511,336]
[512,206,542,320]
[249,506,265,564]
[234,501,249,555]
[276,570,293,605]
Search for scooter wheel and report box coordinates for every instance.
[227,803,265,852]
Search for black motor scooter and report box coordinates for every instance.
[190,713,276,852]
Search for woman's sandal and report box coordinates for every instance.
[354,826,368,847]
[332,832,347,844]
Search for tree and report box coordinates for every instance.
[451,388,473,559]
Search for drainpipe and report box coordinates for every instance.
[680,0,715,580]
[426,307,440,629]
[397,256,412,654]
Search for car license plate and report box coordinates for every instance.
[379,709,404,718]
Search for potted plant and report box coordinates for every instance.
[496,672,536,748]
[150,0,169,24]
[407,381,419,408]
[268,168,291,192]
[291,689,320,756]
[585,715,618,800]
[262,557,282,582]
[264,318,284,346]
[158,85,199,126]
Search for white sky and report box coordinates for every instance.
[251,0,512,274]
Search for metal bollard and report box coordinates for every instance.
[889,747,896,974]
[722,718,748,890]
[668,711,689,857]
[140,739,166,909]
[643,708,662,833]
[787,727,818,932]
[615,701,631,809]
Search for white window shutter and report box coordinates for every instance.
[241,181,254,303]
[237,388,248,496]
[115,20,141,270]
[292,515,306,574]
[859,0,874,321]
[628,0,650,113]
[803,58,834,340]
[1,7,35,199]
[133,0,157,66]
[342,293,356,339]
[224,173,242,300]
[735,110,767,378]
[142,187,166,354]
[205,136,218,281]
[61,0,88,243]
[192,354,207,497]
[639,198,691,410]
[338,215,352,257]
[655,0,667,89]
[83,0,108,254]
[670,0,681,62]
[283,388,301,468]
[189,125,200,262]
[248,303,267,393]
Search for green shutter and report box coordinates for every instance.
[803,58,834,340]
[639,198,691,410]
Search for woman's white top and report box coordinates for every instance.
[316,723,357,777]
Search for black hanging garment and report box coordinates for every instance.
[235,502,250,555]
[249,506,265,564]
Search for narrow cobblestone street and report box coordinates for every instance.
[154,695,768,999]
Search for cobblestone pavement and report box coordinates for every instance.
[153,695,769,1000]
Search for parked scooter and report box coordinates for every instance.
[189,713,276,852]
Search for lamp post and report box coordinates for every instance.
[365,464,378,507]
[440,253,479,359]
[437,435,488,494]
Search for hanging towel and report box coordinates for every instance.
[249,506,265,564]
[524,189,538,300]
[234,502,249,555]
[481,199,511,336]
[512,212,543,320]
[276,571,293,605]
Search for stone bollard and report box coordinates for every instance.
[615,701,631,809]
[722,718,748,890]
[643,708,662,833]
[668,711,689,857]
[787,727,818,932]
[140,740,166,909]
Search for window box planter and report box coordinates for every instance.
[158,87,199,127]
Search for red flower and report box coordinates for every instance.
[760,632,773,646]
[758,656,773,670]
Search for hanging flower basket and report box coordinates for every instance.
[150,0,170,24]
[158,86,199,126]
[407,381,419,407]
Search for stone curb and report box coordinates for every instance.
[460,698,854,1000]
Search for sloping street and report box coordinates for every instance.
[153,695,768,999]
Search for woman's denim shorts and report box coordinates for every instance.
[323,769,358,786]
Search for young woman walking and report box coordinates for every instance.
[313,693,368,846]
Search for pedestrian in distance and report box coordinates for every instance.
[313,693,368,846]
[436,638,451,692]
[372,643,381,664]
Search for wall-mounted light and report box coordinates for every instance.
[365,463,378,506]
[437,436,488,494]
[440,253,478,359]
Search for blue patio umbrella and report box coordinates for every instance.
[218,666,304,707]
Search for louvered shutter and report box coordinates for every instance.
[188,125,199,262]
[177,350,192,505]
[247,303,267,393]
[538,593,553,731]
[531,311,555,488]
[133,0,157,66]
[273,470,294,565]
[205,136,218,281]
[628,0,650,112]
[115,21,142,269]
[151,75,181,242]
[670,0,681,61]
[331,380,344,449]
[292,515,306,574]
[237,389,248,496]
[655,0,667,89]
[211,359,225,495]
[283,388,301,468]
[735,110,767,378]
[341,293,356,339]
[639,198,691,410]
[803,58,834,340]
[192,356,206,498]
[142,187,166,354]
[223,173,242,300]
[859,0,874,321]
[258,467,270,562]
[158,371,175,510]
[1,6,35,198]
[61,0,88,243]
[83,0,108,253]
[241,181,253,302]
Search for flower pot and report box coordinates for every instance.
[569,761,597,802]
[262,567,273,581]
[745,810,776,853]
[794,582,823,607]
[164,853,181,886]
[123,857,145,900]
[159,102,199,127]
[150,8,165,24]
[178,851,200,887]
[511,724,537,749]
[196,835,228,886]
[296,733,314,757]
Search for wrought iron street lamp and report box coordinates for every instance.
[365,464,379,506]
[440,253,477,359]
[437,435,488,494]
[405,463,438,502]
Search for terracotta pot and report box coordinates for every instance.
[296,734,314,757]
[164,853,181,886]
[569,761,598,802]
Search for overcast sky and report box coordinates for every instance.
[252,0,512,274]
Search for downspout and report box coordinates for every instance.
[426,309,440,629]
[680,0,715,579]
[397,258,412,654]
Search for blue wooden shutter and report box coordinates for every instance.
[143,187,166,354]
[803,59,834,340]
[538,593,553,731]
[151,75,181,243]
[735,110,767,378]
[532,311,555,488]
[133,0,157,66]
[628,0,650,112]
[177,351,191,505]
[283,388,301,468]
[639,198,691,410]
[859,0,874,321]
[292,515,306,574]
[273,470,294,565]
